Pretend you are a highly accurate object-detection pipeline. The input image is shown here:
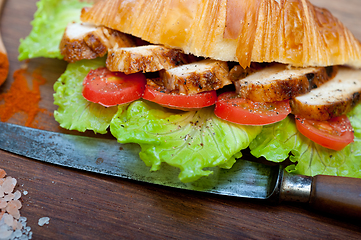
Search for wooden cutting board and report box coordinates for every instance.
[1,0,361,239]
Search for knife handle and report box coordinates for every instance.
[309,175,361,219]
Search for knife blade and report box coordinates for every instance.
[0,122,360,218]
[0,122,281,198]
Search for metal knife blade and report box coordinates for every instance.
[0,122,281,199]
[2,122,361,218]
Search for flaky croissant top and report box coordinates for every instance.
[80,0,361,69]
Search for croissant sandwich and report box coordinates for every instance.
[19,0,361,182]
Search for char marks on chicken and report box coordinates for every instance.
[291,67,361,120]
[60,23,135,62]
[159,59,232,95]
[106,45,188,74]
[234,64,338,102]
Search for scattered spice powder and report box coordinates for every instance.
[0,68,49,127]
[0,52,9,86]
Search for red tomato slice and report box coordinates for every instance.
[295,115,354,151]
[214,92,291,125]
[82,67,146,107]
[142,85,217,110]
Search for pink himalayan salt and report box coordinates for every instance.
[2,176,16,194]
[0,170,22,220]
[4,193,14,202]
[13,190,21,200]
[6,205,20,219]
[13,219,22,230]
[3,213,21,231]
[3,213,22,231]
[0,199,6,209]
[0,177,23,223]
[3,213,13,226]
[0,168,32,238]
[8,200,21,209]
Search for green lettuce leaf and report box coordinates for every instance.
[18,0,92,61]
[250,105,361,178]
[110,101,262,182]
[53,58,118,134]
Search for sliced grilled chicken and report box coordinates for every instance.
[235,64,338,102]
[159,59,231,95]
[84,26,134,53]
[228,63,265,83]
[60,23,135,62]
[290,67,361,121]
[106,45,187,74]
[60,23,97,62]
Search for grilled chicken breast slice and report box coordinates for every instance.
[235,64,338,102]
[60,23,135,62]
[160,59,231,95]
[106,45,187,74]
[290,67,361,121]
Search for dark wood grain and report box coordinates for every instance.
[1,0,361,239]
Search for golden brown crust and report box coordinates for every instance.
[80,0,361,68]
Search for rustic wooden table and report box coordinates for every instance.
[1,0,361,239]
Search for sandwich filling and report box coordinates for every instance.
[58,20,358,149]
[18,0,361,182]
